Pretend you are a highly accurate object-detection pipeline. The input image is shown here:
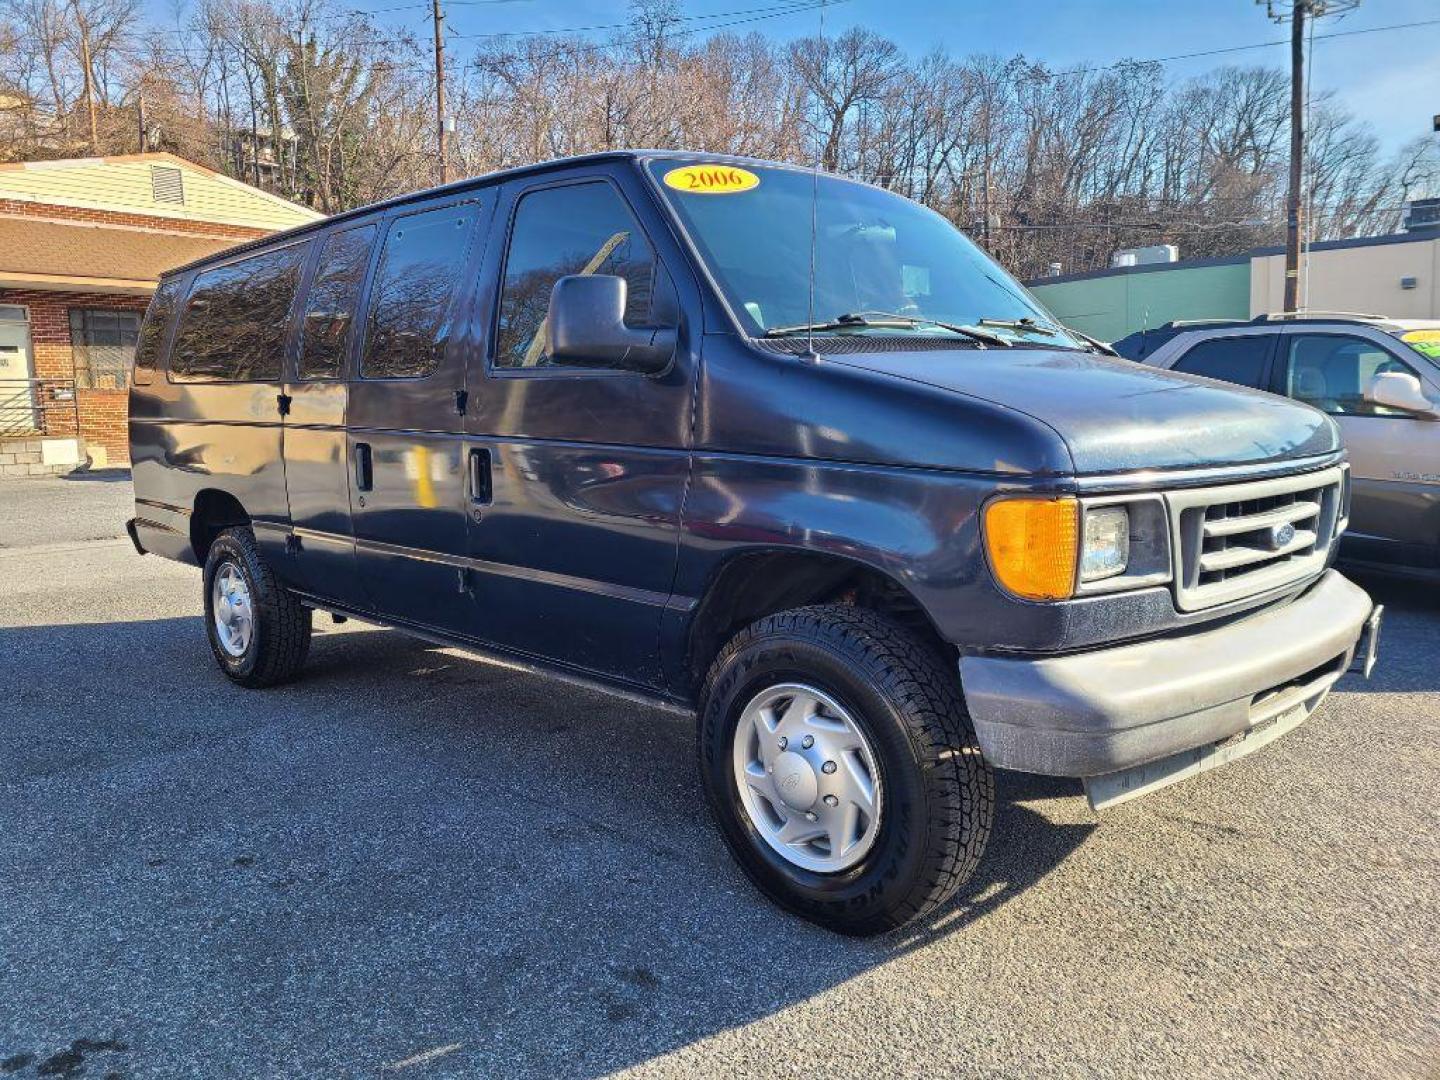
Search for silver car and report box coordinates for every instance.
[1142,313,1440,578]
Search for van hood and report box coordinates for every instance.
[827,346,1340,475]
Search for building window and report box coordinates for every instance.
[70,309,141,389]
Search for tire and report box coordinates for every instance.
[202,526,312,688]
[698,604,994,936]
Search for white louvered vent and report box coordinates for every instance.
[150,165,185,205]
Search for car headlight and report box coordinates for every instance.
[1080,506,1130,582]
[984,498,1149,600]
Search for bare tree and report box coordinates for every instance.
[0,0,1433,275]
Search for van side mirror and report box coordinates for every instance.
[548,274,675,374]
[1364,371,1440,419]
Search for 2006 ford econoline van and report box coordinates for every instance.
[128,152,1380,934]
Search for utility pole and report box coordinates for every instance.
[72,0,99,153]
[1262,0,1359,312]
[982,166,992,249]
[432,0,449,184]
[137,90,148,153]
[1284,0,1305,313]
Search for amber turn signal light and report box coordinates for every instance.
[983,497,1079,600]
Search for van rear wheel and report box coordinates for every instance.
[698,604,994,936]
[202,527,311,688]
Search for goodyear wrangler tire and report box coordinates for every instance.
[203,527,312,689]
[698,604,994,936]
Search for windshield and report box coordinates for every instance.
[648,159,1083,348]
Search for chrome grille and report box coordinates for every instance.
[1168,466,1345,611]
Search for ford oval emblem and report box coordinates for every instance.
[1267,522,1297,550]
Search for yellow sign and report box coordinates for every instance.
[1402,329,1440,359]
[664,165,760,195]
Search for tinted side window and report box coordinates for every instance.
[1284,333,1421,417]
[171,245,307,381]
[132,278,184,382]
[361,205,476,379]
[299,224,377,380]
[1172,335,1273,389]
[495,182,656,369]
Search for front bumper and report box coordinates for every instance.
[959,569,1373,779]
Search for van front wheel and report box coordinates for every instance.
[202,527,311,688]
[698,605,994,935]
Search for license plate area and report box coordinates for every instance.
[1350,604,1383,679]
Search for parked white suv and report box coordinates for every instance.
[1139,313,1440,579]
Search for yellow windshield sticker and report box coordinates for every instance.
[664,165,760,195]
[1402,329,1440,358]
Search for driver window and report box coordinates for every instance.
[1284,334,1420,417]
[495,182,657,370]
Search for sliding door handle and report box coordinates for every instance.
[467,447,492,506]
[354,442,373,492]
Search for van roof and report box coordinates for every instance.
[160,150,815,280]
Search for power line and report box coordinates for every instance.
[1040,17,1440,79]
[33,4,1439,69]
[449,0,836,40]
[79,0,837,62]
[347,0,535,17]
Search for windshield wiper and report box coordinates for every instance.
[765,311,1010,348]
[977,316,1117,356]
[976,316,1068,337]
[1069,329,1120,357]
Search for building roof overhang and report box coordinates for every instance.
[0,214,242,296]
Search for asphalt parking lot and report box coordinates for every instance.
[1,473,1437,1079]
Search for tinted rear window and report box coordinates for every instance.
[170,245,307,381]
[1172,335,1274,389]
[133,278,184,376]
[361,205,476,379]
[299,224,377,380]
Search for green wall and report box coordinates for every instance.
[1027,261,1251,342]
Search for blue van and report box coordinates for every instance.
[127,153,1378,934]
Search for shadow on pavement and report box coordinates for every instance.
[0,615,1095,1078]
[59,468,133,483]
[1335,564,1440,694]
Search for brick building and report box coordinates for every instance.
[0,153,322,474]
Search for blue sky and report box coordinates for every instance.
[158,0,1440,155]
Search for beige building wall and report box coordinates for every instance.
[1250,234,1440,319]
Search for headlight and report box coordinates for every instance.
[984,498,1147,600]
[1080,506,1130,582]
[983,497,1078,600]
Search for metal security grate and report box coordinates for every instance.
[1168,466,1344,611]
[150,165,185,205]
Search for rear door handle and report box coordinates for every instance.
[468,447,492,506]
[354,442,373,492]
